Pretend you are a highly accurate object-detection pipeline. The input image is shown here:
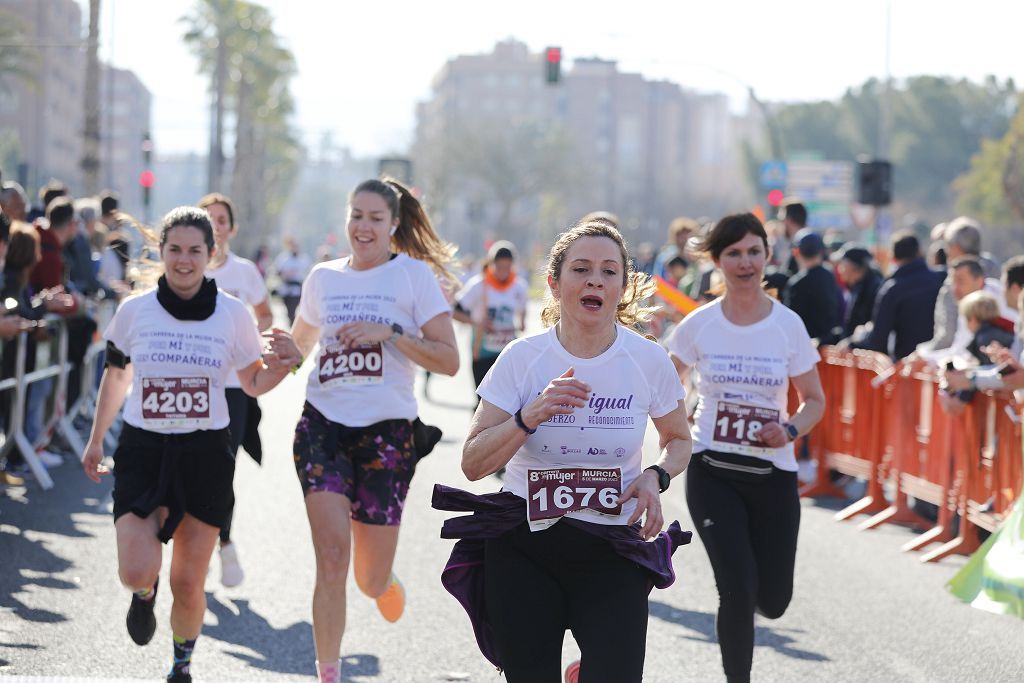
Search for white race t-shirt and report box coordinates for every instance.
[208,252,268,388]
[104,289,264,434]
[456,273,528,357]
[297,254,451,426]
[479,325,685,527]
[665,299,819,471]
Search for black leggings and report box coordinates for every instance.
[685,450,800,682]
[484,521,650,683]
[220,387,251,544]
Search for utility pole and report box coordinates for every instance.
[81,0,102,195]
[207,15,227,192]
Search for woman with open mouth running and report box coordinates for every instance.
[436,218,693,682]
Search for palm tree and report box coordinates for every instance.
[0,9,38,97]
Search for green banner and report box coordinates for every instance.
[947,451,1024,619]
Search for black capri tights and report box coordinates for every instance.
[484,521,650,683]
[685,451,801,682]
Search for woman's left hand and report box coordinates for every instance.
[262,328,302,371]
[336,321,392,347]
[756,421,789,448]
[621,470,664,540]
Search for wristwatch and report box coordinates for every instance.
[783,422,799,442]
[645,464,670,493]
[388,322,403,344]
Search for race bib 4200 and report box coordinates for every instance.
[527,467,622,524]
[713,401,780,450]
[318,343,384,386]
[141,377,211,429]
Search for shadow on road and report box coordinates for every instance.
[203,594,315,676]
[203,594,381,679]
[648,600,829,663]
[0,461,112,633]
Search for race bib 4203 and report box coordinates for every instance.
[318,342,384,386]
[141,377,211,429]
[527,467,622,524]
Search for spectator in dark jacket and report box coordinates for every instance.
[849,232,945,360]
[834,244,884,339]
[783,229,843,345]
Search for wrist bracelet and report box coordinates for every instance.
[514,409,537,435]
[290,356,304,375]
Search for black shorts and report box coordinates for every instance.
[292,402,416,526]
[112,424,235,543]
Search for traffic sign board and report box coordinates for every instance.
[759,160,787,189]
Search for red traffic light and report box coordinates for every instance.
[767,189,785,207]
[139,169,155,189]
[546,47,561,63]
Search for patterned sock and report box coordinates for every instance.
[170,634,197,676]
[133,585,155,601]
[316,659,341,683]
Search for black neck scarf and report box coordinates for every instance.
[156,275,218,321]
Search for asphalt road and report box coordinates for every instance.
[2,308,1023,682]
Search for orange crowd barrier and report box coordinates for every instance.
[800,346,1024,563]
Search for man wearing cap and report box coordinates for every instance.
[834,244,883,340]
[783,228,842,345]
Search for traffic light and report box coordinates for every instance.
[856,158,892,206]
[545,46,562,84]
[141,133,154,213]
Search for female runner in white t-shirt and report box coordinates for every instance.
[198,192,274,588]
[80,207,299,682]
[664,212,825,683]
[281,178,459,683]
[439,220,693,683]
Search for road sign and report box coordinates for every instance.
[785,160,854,229]
[759,160,787,189]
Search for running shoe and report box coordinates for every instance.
[219,542,245,587]
[564,660,580,683]
[375,574,405,622]
[0,470,24,486]
[166,673,191,683]
[126,577,158,645]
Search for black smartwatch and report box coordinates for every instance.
[388,322,404,343]
[783,422,799,442]
[645,464,670,493]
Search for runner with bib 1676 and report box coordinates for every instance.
[435,219,693,683]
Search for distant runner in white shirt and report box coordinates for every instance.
[664,212,825,683]
[453,240,527,402]
[80,206,298,682]
[273,237,311,324]
[199,192,274,589]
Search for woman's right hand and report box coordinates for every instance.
[520,367,591,430]
[81,441,110,484]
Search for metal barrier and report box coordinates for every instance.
[0,300,117,491]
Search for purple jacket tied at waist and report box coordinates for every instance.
[432,484,692,670]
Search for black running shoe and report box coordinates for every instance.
[166,673,192,683]
[126,576,158,645]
